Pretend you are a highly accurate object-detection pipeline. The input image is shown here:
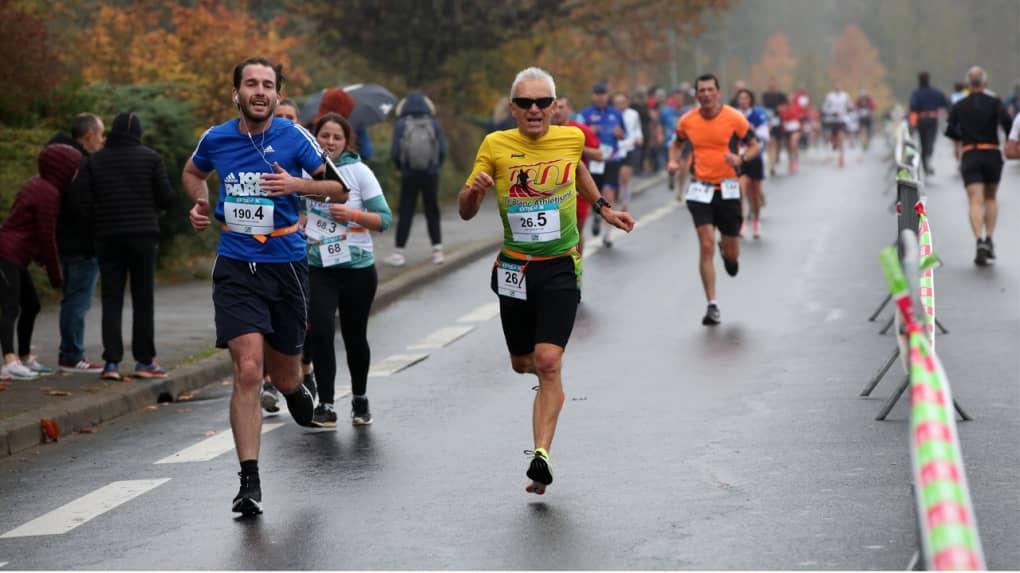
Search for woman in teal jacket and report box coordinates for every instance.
[305,112,392,427]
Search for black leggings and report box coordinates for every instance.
[395,171,441,248]
[0,259,40,357]
[308,265,377,403]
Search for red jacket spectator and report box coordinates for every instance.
[0,144,82,288]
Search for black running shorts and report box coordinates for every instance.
[960,149,1003,185]
[212,256,310,355]
[739,156,765,181]
[490,254,580,356]
[687,191,743,237]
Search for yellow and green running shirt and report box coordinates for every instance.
[466,126,584,263]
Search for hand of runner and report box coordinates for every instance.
[469,172,494,196]
[261,162,303,197]
[724,152,742,168]
[602,209,636,232]
[666,159,681,175]
[327,204,356,224]
[189,198,211,232]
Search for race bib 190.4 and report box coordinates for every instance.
[225,196,274,235]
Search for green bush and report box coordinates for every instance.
[0,125,53,221]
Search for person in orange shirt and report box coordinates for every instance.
[667,74,760,326]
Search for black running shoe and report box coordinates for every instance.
[591,214,601,237]
[702,303,721,326]
[975,239,989,266]
[284,384,315,427]
[260,381,280,413]
[302,372,317,401]
[312,403,337,428]
[352,396,373,426]
[525,450,553,495]
[985,237,996,262]
[232,472,262,515]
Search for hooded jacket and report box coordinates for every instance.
[0,144,83,287]
[390,91,446,176]
[47,132,93,257]
[67,112,174,239]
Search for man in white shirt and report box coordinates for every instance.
[822,80,854,167]
[611,92,644,247]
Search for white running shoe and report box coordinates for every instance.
[431,248,445,265]
[2,361,38,380]
[21,355,54,376]
[384,252,406,267]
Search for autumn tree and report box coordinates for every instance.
[65,0,307,126]
[0,0,64,122]
[828,24,892,110]
[748,33,797,92]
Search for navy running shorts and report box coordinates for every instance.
[212,256,310,355]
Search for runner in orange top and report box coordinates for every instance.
[667,73,760,326]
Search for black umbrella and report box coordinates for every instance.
[299,84,398,129]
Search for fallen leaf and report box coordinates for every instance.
[46,390,72,397]
[77,426,97,434]
[143,405,159,412]
[204,431,216,437]
[0,382,8,392]
[178,392,194,402]
[41,419,60,442]
[221,380,231,386]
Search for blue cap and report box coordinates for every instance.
[592,82,608,94]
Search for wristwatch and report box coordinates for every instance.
[593,197,611,218]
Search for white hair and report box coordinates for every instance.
[510,67,556,99]
[967,66,987,87]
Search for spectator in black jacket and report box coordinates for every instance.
[68,112,174,381]
[48,113,106,374]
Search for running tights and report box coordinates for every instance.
[0,259,40,357]
[308,265,377,403]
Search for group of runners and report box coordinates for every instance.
[186,56,1016,515]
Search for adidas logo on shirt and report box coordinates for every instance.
[224,172,238,183]
[264,145,275,153]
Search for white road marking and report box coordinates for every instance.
[584,201,681,260]
[407,325,476,350]
[0,562,8,567]
[0,479,170,538]
[154,424,283,464]
[457,302,499,323]
[368,353,429,377]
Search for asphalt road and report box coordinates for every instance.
[1,140,1017,570]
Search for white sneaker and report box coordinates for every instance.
[431,248,445,265]
[384,252,406,267]
[2,361,38,380]
[602,227,614,248]
[21,355,54,376]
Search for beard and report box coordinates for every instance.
[240,97,276,124]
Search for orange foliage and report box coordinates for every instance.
[67,0,307,126]
[749,34,798,92]
[829,24,893,111]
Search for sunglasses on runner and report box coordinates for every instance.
[512,97,555,110]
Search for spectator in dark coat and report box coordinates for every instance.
[68,112,174,381]
[386,91,447,267]
[0,144,82,380]
[47,112,107,373]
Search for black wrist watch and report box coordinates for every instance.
[593,197,611,218]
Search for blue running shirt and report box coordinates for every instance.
[579,105,626,156]
[191,118,325,262]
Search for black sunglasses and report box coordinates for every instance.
[512,97,555,110]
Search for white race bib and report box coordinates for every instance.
[496,261,527,300]
[508,203,560,242]
[784,120,801,132]
[588,159,605,175]
[721,179,741,200]
[684,180,714,204]
[225,197,274,235]
[305,210,342,242]
[318,236,351,266]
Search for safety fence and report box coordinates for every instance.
[863,116,984,570]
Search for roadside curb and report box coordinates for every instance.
[0,173,665,457]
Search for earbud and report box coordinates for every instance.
[233,95,239,105]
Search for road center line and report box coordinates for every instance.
[154,424,283,464]
[457,302,499,323]
[368,353,429,377]
[407,325,476,350]
[0,479,170,538]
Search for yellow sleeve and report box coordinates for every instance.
[465,135,494,188]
